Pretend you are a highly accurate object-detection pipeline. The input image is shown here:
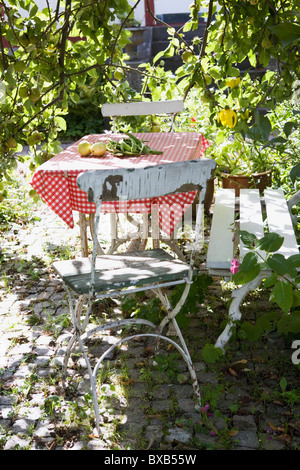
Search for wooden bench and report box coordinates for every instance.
[206,188,300,351]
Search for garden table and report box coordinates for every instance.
[30,132,210,256]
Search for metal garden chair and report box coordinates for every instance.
[53,158,216,435]
[101,99,185,255]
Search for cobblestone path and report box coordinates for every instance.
[1,170,300,451]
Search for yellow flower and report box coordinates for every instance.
[46,45,56,56]
[225,77,241,88]
[217,108,237,128]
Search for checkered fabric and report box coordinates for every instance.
[31,132,209,235]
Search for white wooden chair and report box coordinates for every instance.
[53,158,216,435]
[100,100,185,255]
[101,99,184,132]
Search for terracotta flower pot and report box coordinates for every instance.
[221,170,272,196]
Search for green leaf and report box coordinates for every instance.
[267,253,297,278]
[177,373,188,384]
[247,112,272,141]
[241,251,259,269]
[256,314,272,331]
[271,280,294,313]
[164,44,175,58]
[263,272,277,288]
[257,233,284,252]
[30,3,38,17]
[54,116,67,131]
[280,377,288,393]
[238,321,262,342]
[283,121,298,138]
[233,264,261,285]
[239,230,258,248]
[290,162,300,184]
[248,49,257,67]
[277,311,300,334]
[153,50,165,64]
[202,343,223,364]
[292,290,300,307]
[232,252,260,285]
[268,22,300,47]
[175,310,190,329]
[258,48,271,68]
[183,20,193,33]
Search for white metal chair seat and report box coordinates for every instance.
[53,248,191,296]
[53,158,216,435]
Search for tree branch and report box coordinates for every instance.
[109,0,143,64]
[0,15,7,74]
[183,0,215,101]
[58,0,72,100]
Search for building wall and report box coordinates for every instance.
[3,1,208,25]
[155,0,200,16]
[131,0,208,26]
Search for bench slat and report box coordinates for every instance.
[206,188,235,269]
[239,189,265,260]
[264,188,299,257]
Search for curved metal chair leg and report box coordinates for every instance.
[62,282,201,436]
[90,333,201,435]
[62,334,77,385]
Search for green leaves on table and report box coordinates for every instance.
[106,132,163,157]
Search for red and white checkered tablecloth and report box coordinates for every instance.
[31,132,209,235]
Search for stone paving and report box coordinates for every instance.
[1,170,300,451]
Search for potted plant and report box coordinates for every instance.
[205,132,273,196]
[203,107,283,196]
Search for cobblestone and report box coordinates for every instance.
[1,170,300,451]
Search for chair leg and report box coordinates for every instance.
[152,285,201,410]
[215,273,265,352]
[92,333,202,429]
[66,326,202,435]
[62,286,202,435]
[62,293,88,381]
[63,290,102,435]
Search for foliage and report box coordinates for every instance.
[61,77,105,140]
[122,294,162,324]
[201,342,223,364]
[137,1,300,179]
[153,352,182,381]
[121,273,213,328]
[0,0,145,197]
[170,273,213,328]
[232,230,300,338]
[203,130,275,176]
[1,1,300,196]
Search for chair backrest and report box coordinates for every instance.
[78,159,216,283]
[101,100,184,131]
[101,100,184,118]
[77,159,216,204]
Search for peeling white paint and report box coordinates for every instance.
[77,159,216,204]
